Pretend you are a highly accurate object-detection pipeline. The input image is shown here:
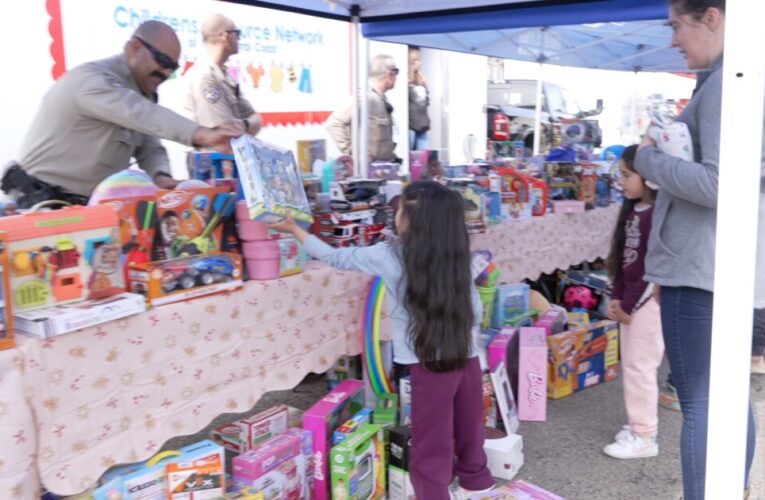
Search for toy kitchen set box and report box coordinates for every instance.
[0,205,124,314]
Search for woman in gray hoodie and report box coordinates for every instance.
[635,1,760,498]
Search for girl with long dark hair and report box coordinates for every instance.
[271,180,494,499]
[603,145,664,460]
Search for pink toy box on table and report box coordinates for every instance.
[302,379,365,500]
[232,428,314,499]
[231,136,314,227]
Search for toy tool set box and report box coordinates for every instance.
[231,135,314,226]
[127,251,243,306]
[0,204,124,312]
[0,232,13,350]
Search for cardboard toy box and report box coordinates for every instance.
[97,196,158,272]
[398,376,412,426]
[232,428,314,500]
[386,426,414,500]
[0,204,125,312]
[154,187,235,260]
[518,327,548,421]
[333,408,374,445]
[492,284,530,329]
[373,393,398,426]
[547,320,619,399]
[302,379,364,500]
[14,291,145,338]
[471,480,564,500]
[96,439,224,500]
[127,252,242,306]
[238,405,289,451]
[187,151,243,199]
[0,232,14,350]
[484,432,524,482]
[231,136,313,226]
[166,450,225,499]
[296,139,327,174]
[330,423,386,500]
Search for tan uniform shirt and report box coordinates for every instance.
[18,54,199,197]
[182,55,256,127]
[326,89,396,162]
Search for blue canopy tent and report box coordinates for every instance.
[226,1,762,497]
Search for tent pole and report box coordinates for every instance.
[533,63,543,157]
[350,15,360,175]
[706,0,764,496]
[359,37,370,178]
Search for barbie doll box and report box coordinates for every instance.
[330,423,386,500]
[232,428,314,499]
[302,379,364,500]
[231,136,314,227]
[517,327,547,421]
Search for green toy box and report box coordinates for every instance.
[330,423,386,500]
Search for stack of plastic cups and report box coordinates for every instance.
[236,201,280,280]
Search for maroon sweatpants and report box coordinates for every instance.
[409,356,495,499]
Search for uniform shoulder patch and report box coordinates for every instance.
[203,83,222,103]
[103,73,122,88]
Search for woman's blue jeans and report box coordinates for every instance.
[660,286,756,499]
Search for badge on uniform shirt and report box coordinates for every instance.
[203,83,222,103]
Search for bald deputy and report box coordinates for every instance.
[182,14,262,136]
[2,21,243,208]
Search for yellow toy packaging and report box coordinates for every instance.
[0,205,124,312]
[0,232,14,350]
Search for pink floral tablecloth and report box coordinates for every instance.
[0,205,619,497]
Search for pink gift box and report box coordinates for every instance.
[552,200,586,214]
[302,379,364,500]
[518,327,547,422]
[488,327,517,372]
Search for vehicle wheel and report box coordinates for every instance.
[199,272,214,286]
[180,275,196,289]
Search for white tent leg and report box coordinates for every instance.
[706,0,764,497]
[350,17,360,175]
[533,64,543,156]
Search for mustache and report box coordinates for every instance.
[150,71,167,82]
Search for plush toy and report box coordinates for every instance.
[563,285,599,311]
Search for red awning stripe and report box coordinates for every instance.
[260,111,333,127]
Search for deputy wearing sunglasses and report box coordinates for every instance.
[2,21,244,208]
[182,14,262,140]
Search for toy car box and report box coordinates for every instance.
[302,379,364,500]
[232,428,313,500]
[0,232,13,350]
[231,136,313,226]
[330,423,386,500]
[547,320,619,399]
[0,204,124,312]
[127,252,242,306]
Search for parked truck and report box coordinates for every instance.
[487,79,604,153]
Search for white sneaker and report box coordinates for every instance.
[450,483,496,500]
[614,424,632,441]
[603,430,659,459]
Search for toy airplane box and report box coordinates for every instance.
[232,428,314,500]
[231,135,314,226]
[127,252,243,306]
[14,291,145,338]
[0,232,14,350]
[330,423,386,500]
[95,439,224,500]
[302,379,364,500]
[547,320,619,399]
[154,187,235,260]
[0,204,124,312]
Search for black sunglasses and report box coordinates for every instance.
[225,29,242,37]
[390,67,400,75]
[134,36,179,72]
